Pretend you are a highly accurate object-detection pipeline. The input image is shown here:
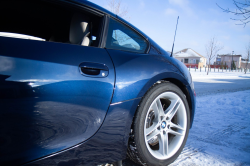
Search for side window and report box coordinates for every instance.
[106,18,148,53]
[0,0,102,47]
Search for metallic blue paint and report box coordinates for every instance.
[106,49,184,104]
[107,48,196,128]
[27,98,142,166]
[0,0,196,165]
[0,37,115,165]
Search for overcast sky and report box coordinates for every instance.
[89,0,250,59]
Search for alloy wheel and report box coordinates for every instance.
[144,92,187,160]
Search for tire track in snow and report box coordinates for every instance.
[171,146,204,165]
[195,124,247,147]
[172,123,248,165]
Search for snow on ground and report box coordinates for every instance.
[171,90,250,166]
[190,68,250,79]
[190,68,250,96]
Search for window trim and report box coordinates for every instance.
[99,15,110,48]
[106,16,150,54]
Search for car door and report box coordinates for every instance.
[0,2,114,165]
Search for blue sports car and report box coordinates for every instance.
[0,0,196,165]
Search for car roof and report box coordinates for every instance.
[69,0,116,16]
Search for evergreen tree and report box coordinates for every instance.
[224,62,227,69]
[220,61,224,69]
[232,60,236,70]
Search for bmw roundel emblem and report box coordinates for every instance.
[161,121,166,129]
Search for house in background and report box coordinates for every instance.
[215,54,242,68]
[241,58,250,69]
[173,48,206,68]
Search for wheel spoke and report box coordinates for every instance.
[170,122,185,131]
[145,122,159,135]
[166,99,181,120]
[156,99,165,117]
[151,100,163,122]
[146,129,160,142]
[158,132,168,156]
[168,128,183,136]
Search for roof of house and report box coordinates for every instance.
[241,59,250,63]
[218,54,242,57]
[174,48,205,58]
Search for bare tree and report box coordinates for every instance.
[106,0,132,47]
[205,37,224,75]
[244,41,250,74]
[106,0,130,20]
[217,0,250,27]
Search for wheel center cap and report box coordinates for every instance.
[161,121,166,129]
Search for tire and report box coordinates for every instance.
[127,82,190,166]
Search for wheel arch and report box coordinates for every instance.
[162,78,192,121]
[133,72,194,131]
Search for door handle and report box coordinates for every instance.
[79,62,109,77]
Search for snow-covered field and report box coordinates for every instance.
[190,68,250,79]
[191,68,250,96]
